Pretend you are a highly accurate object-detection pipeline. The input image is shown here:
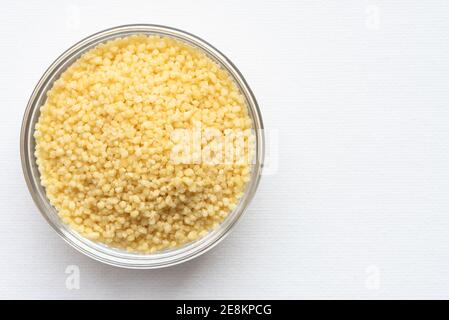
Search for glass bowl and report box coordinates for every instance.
[20,24,264,269]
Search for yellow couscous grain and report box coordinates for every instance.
[34,35,253,253]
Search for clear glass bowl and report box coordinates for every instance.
[20,24,264,269]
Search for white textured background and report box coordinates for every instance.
[2,0,449,299]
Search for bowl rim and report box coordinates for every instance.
[20,24,265,269]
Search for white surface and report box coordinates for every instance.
[1,0,449,299]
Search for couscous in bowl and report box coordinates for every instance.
[21,25,264,269]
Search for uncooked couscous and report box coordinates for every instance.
[34,35,253,253]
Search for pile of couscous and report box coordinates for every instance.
[34,35,253,253]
